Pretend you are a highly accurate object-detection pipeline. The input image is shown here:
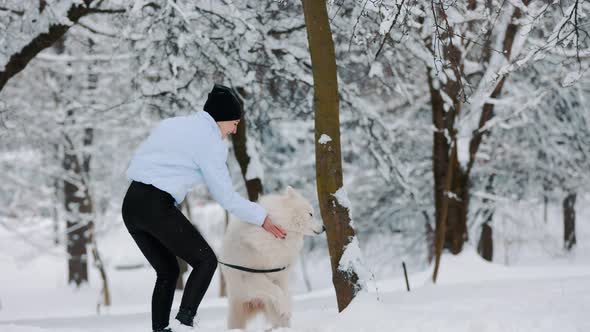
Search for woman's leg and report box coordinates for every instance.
[126,229,180,331]
[148,206,218,326]
[122,182,180,331]
[123,181,217,327]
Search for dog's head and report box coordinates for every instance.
[282,186,325,236]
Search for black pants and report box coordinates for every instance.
[122,181,217,331]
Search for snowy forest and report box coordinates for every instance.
[1,1,589,331]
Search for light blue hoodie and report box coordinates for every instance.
[126,111,266,226]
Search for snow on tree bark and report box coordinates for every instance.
[0,1,124,93]
[301,0,364,312]
[428,2,531,281]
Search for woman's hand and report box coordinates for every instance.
[261,216,287,239]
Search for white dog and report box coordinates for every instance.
[219,186,325,330]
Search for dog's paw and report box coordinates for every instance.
[277,311,292,328]
[276,299,292,322]
[280,310,291,320]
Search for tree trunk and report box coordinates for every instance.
[429,68,450,257]
[63,125,93,286]
[432,145,458,283]
[231,87,263,202]
[428,65,467,258]
[477,222,493,261]
[84,39,109,305]
[427,2,468,258]
[543,195,549,224]
[90,238,111,312]
[477,175,495,261]
[50,37,67,247]
[446,168,469,254]
[424,211,435,263]
[53,153,62,246]
[64,161,88,286]
[563,192,576,251]
[302,0,361,312]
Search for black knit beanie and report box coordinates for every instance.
[203,84,243,122]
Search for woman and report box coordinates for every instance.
[122,84,286,332]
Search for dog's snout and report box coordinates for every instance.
[313,224,326,235]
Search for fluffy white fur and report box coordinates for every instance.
[219,186,325,330]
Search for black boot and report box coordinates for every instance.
[175,308,196,327]
[153,328,173,332]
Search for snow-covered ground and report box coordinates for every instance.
[1,202,589,332]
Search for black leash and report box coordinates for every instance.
[218,261,287,273]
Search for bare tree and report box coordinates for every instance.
[429,0,531,282]
[0,1,124,93]
[301,0,363,312]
